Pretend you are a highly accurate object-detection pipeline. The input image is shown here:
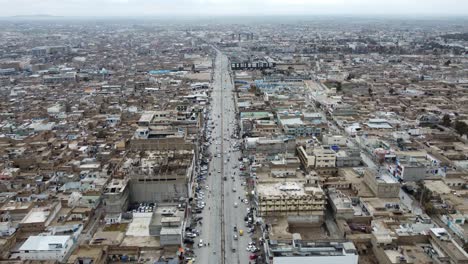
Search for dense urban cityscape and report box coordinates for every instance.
[0,11,468,264]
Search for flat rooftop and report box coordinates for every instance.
[377,173,398,184]
[258,182,309,197]
[280,118,304,126]
[126,213,153,237]
[269,239,357,257]
[21,210,48,224]
[19,235,70,251]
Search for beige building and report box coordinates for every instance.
[297,146,315,171]
[364,170,400,198]
[255,176,325,218]
[313,147,337,168]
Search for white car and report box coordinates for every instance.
[234,202,238,208]
[246,245,257,252]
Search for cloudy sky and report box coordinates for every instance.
[1,0,467,17]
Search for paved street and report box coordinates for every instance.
[195,50,251,264]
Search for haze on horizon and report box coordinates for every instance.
[1,0,467,17]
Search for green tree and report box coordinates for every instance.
[336,82,342,92]
[248,84,257,94]
[455,121,468,136]
[441,114,451,127]
[96,130,107,139]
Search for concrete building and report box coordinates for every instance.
[256,176,325,217]
[429,228,468,264]
[148,205,183,246]
[322,134,347,146]
[43,72,77,85]
[336,149,362,167]
[297,146,315,171]
[363,170,400,198]
[231,58,275,70]
[18,235,75,261]
[128,151,193,203]
[278,117,322,137]
[265,237,359,264]
[389,156,441,182]
[245,137,296,155]
[328,189,362,220]
[19,202,62,233]
[160,216,182,246]
[103,179,130,214]
[312,148,337,168]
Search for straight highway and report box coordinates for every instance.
[195,50,250,263]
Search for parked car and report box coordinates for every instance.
[184,238,194,244]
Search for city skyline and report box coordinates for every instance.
[1,0,468,17]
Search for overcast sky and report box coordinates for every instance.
[1,0,467,17]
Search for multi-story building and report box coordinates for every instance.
[245,137,296,155]
[312,147,337,168]
[103,179,130,214]
[18,235,75,261]
[322,134,347,146]
[127,150,194,203]
[363,170,400,198]
[265,237,359,264]
[336,149,362,167]
[388,156,442,182]
[278,116,322,137]
[429,228,468,264]
[297,146,315,171]
[255,176,325,218]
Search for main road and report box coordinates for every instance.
[195,50,250,264]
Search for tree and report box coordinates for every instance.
[455,121,468,136]
[389,87,395,95]
[336,82,342,92]
[441,114,451,127]
[96,130,107,139]
[423,202,436,215]
[248,84,255,93]
[346,73,355,81]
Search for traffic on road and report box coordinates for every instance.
[181,50,260,264]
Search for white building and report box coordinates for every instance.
[322,134,347,146]
[18,235,75,261]
[266,238,359,264]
